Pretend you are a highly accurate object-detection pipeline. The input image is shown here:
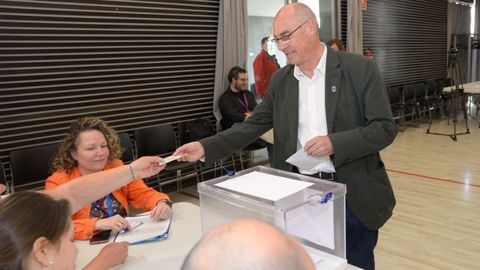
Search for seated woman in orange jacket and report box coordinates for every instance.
[46,116,172,240]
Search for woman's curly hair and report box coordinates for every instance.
[50,117,122,173]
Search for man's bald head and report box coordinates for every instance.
[181,219,315,270]
[274,3,318,35]
[272,3,322,70]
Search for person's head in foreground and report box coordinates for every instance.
[0,191,76,270]
[181,219,315,270]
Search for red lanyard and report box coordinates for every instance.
[235,91,249,112]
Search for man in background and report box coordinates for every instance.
[218,66,273,162]
[253,36,280,99]
[326,38,345,51]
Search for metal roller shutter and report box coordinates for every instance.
[0,0,220,180]
[362,0,448,86]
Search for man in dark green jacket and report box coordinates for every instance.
[175,3,396,270]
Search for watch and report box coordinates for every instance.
[160,199,173,207]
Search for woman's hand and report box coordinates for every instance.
[94,214,132,233]
[129,156,167,179]
[150,201,172,221]
[84,242,129,270]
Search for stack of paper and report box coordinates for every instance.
[214,171,313,202]
[114,214,171,245]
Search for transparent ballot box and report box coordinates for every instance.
[198,166,347,269]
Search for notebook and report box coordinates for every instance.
[114,212,171,245]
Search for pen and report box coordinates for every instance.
[113,221,144,242]
[130,221,144,231]
[123,221,144,233]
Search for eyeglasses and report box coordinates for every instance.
[271,20,309,46]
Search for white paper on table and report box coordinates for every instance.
[214,171,313,202]
[115,214,171,245]
[286,199,335,250]
[286,149,334,172]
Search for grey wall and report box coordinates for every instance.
[319,0,334,42]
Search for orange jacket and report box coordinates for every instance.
[253,50,279,98]
[45,159,170,240]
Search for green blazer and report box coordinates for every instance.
[201,47,397,230]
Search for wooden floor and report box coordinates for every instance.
[171,111,480,269]
[376,114,480,270]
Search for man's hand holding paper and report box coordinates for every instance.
[286,136,335,173]
[286,149,333,172]
[303,135,333,157]
[173,141,205,162]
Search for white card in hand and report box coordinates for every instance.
[160,155,181,165]
[285,149,331,171]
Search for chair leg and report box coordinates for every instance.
[428,105,433,123]
[399,110,406,131]
[230,154,237,173]
[156,175,163,192]
[176,170,182,191]
[232,151,243,172]
[194,167,200,184]
[426,105,433,133]
[196,164,205,183]
[416,107,423,127]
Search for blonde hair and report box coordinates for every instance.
[50,117,121,173]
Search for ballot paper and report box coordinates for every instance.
[114,214,171,245]
[214,171,313,202]
[160,155,181,165]
[285,149,334,172]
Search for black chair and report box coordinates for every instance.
[178,118,220,180]
[135,124,200,191]
[439,77,468,124]
[387,86,406,131]
[236,143,268,170]
[414,82,431,121]
[414,82,427,104]
[118,132,135,163]
[402,84,422,127]
[10,142,60,191]
[178,118,216,145]
[437,78,451,118]
[0,162,8,194]
[420,80,440,126]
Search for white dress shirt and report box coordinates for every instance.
[294,43,335,174]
